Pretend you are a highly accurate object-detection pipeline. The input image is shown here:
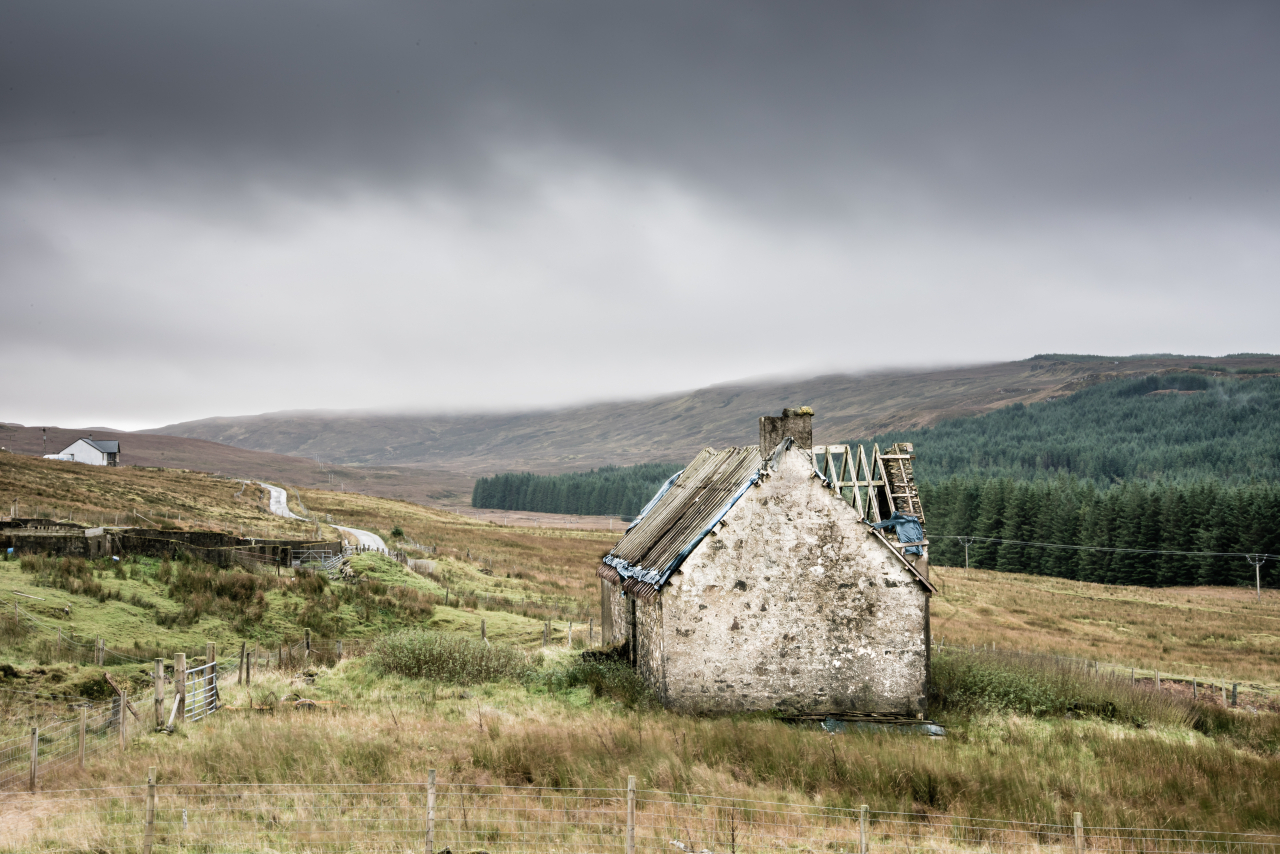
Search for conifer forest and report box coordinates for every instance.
[474,373,1280,587]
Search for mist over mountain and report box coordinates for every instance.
[145,355,1280,476]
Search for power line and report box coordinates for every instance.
[939,535,1276,561]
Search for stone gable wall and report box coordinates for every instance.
[655,445,928,715]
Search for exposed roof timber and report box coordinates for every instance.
[867,525,937,594]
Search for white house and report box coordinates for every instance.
[46,437,120,467]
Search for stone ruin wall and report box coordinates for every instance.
[656,446,929,715]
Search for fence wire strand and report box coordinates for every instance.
[3,782,1279,854]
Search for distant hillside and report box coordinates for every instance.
[144,354,1280,476]
[865,372,1280,485]
[0,424,472,505]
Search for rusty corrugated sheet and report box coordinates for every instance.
[598,446,762,599]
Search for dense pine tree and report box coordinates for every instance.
[862,373,1280,485]
[471,463,682,517]
[918,476,1279,588]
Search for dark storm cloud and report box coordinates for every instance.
[4,1,1278,218]
[2,2,1278,430]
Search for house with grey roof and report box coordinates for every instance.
[46,436,121,467]
[598,409,934,717]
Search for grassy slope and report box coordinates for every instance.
[0,452,320,540]
[0,455,614,677]
[0,453,610,625]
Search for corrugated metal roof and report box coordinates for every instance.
[599,446,762,600]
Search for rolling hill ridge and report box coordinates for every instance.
[144,354,1280,477]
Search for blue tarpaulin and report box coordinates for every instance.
[872,512,924,555]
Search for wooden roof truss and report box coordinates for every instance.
[813,443,924,523]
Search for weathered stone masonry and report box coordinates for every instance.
[603,442,930,716]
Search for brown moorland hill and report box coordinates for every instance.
[0,424,472,504]
[143,354,1280,476]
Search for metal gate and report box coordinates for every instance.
[185,661,220,723]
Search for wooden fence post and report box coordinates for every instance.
[1193,678,1197,700]
[1074,811,1084,854]
[626,775,636,854]
[119,690,128,751]
[305,629,311,661]
[426,768,436,854]
[336,640,343,661]
[567,621,573,649]
[480,620,486,642]
[859,804,868,854]
[154,659,165,729]
[237,642,246,685]
[143,766,156,854]
[254,643,260,675]
[1232,683,1238,707]
[175,653,187,721]
[589,618,594,646]
[29,727,38,792]
[207,642,216,675]
[78,707,87,769]
[1155,670,1160,690]
[543,622,548,648]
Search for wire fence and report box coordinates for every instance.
[4,780,1280,854]
[0,638,229,792]
[0,681,156,792]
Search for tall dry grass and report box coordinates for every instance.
[930,566,1280,687]
[11,655,1276,835]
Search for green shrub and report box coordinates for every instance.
[20,555,112,602]
[545,649,655,709]
[555,655,655,706]
[368,629,529,685]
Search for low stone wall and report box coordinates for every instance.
[2,524,341,569]
[2,528,111,559]
[116,530,343,568]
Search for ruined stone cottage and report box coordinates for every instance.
[598,409,935,717]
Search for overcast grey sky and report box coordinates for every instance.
[2,1,1278,430]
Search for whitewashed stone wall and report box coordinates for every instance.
[657,445,929,715]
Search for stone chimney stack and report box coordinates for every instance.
[759,407,813,458]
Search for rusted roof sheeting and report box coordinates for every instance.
[598,446,762,599]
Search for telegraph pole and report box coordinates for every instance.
[959,537,975,570]
[1246,554,1266,602]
